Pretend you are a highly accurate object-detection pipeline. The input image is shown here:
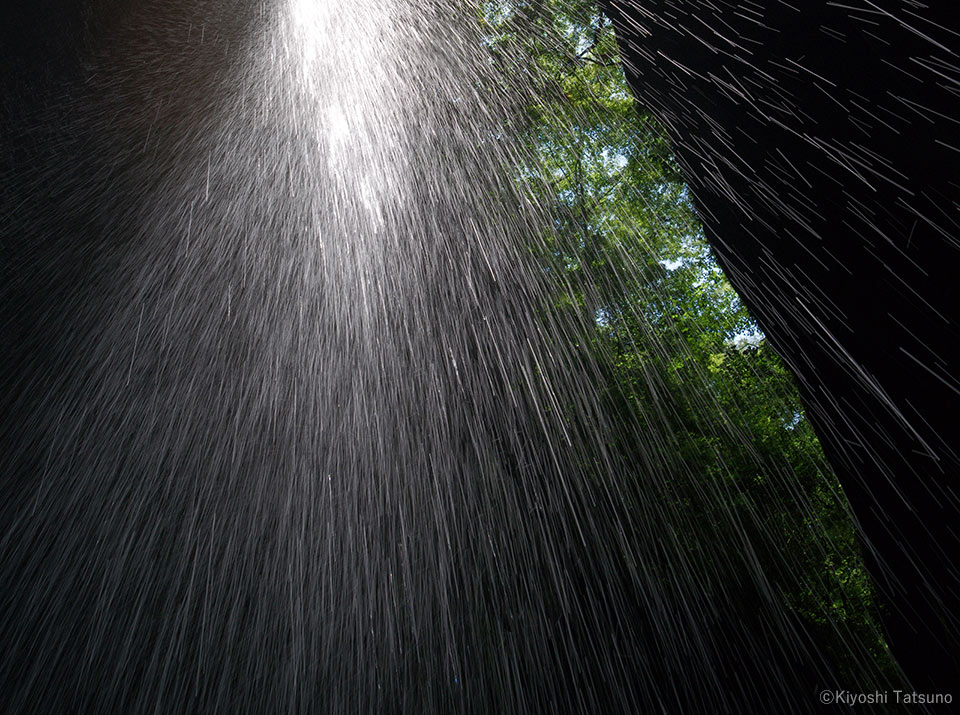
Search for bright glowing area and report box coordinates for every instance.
[282,0,401,225]
[291,0,333,38]
[326,105,352,146]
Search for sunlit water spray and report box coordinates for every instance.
[0,0,901,711]
[287,0,401,223]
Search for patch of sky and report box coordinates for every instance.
[482,0,513,25]
[783,411,804,431]
[660,258,685,271]
[729,326,765,350]
[601,147,629,171]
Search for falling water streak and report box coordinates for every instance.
[0,0,908,712]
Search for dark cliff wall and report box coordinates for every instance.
[601,0,960,687]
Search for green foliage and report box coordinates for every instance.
[480,0,894,677]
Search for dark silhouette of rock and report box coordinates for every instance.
[602,0,960,687]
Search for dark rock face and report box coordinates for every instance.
[602,0,960,686]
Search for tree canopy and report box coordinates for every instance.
[479,0,896,681]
